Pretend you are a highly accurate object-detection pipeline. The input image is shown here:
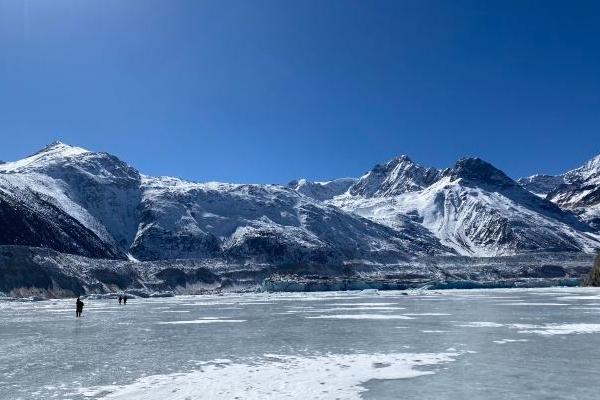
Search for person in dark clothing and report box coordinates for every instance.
[123,295,128,305]
[118,296,122,305]
[76,297,84,318]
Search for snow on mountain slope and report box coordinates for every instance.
[0,142,142,249]
[333,157,599,256]
[0,141,89,173]
[565,154,600,185]
[519,154,600,229]
[131,176,452,262]
[517,174,565,197]
[547,155,600,229]
[0,173,121,249]
[0,176,124,259]
[288,178,356,201]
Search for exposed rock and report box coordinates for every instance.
[583,252,600,286]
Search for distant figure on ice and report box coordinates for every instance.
[118,296,122,305]
[123,295,128,305]
[76,297,84,318]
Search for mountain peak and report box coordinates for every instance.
[34,141,88,155]
[579,153,600,176]
[349,155,441,197]
[47,140,67,147]
[563,153,600,185]
[392,154,413,163]
[586,153,600,167]
[449,157,514,188]
[377,155,414,170]
[0,141,89,173]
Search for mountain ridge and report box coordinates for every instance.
[0,143,455,265]
[1,142,599,297]
[1,142,598,263]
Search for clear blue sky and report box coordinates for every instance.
[1,0,599,183]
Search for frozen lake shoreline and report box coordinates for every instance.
[3,287,600,399]
[0,276,585,303]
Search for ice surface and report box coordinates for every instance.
[404,313,452,316]
[457,322,505,327]
[300,306,406,312]
[305,314,414,320]
[496,302,570,306]
[325,302,400,306]
[157,318,246,324]
[492,339,529,344]
[457,319,600,337]
[4,288,600,400]
[517,324,600,336]
[557,296,600,300]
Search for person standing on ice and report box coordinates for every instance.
[118,296,122,304]
[123,295,128,305]
[75,297,84,318]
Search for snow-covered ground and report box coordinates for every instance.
[3,288,600,399]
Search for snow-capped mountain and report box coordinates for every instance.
[332,157,599,257]
[519,154,600,229]
[0,142,598,268]
[0,142,451,264]
[2,142,600,297]
[4,142,143,248]
[0,142,139,259]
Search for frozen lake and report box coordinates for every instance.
[2,287,600,399]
